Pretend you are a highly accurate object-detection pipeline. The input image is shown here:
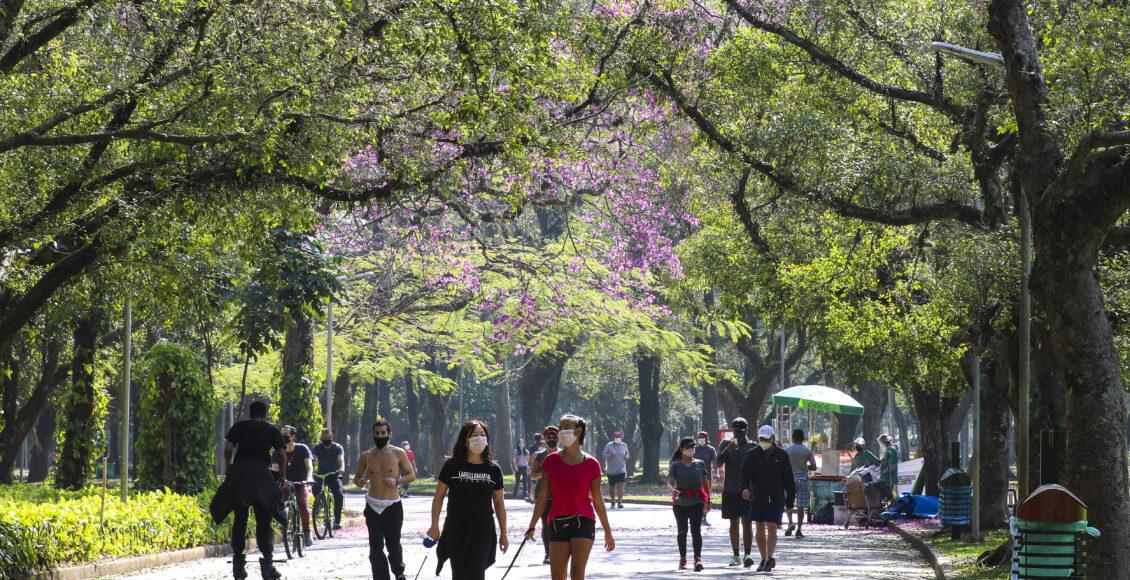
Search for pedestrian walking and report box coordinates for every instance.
[312,429,345,530]
[668,436,710,572]
[717,417,756,567]
[526,414,615,580]
[601,431,629,509]
[692,430,717,526]
[354,419,416,580]
[878,434,899,499]
[427,420,508,580]
[400,441,416,498]
[529,425,560,565]
[210,400,287,579]
[739,425,796,573]
[512,438,530,500]
[783,429,816,538]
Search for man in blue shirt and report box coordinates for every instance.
[312,428,346,530]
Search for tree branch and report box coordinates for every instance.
[0,0,97,74]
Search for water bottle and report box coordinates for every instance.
[423,536,437,549]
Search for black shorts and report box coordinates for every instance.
[721,491,750,520]
[607,473,626,485]
[548,515,596,542]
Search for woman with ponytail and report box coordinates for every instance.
[668,436,711,571]
[427,419,508,580]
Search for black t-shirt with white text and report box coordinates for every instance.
[438,459,504,519]
[226,419,286,464]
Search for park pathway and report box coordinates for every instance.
[105,497,931,579]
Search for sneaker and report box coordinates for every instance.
[795,529,804,538]
[743,553,754,568]
[694,558,703,572]
[618,502,624,509]
[702,517,711,526]
[728,554,741,566]
[303,531,313,547]
[755,560,767,572]
[679,558,687,570]
[765,556,776,571]
[785,523,794,536]
[333,522,342,530]
[543,555,551,565]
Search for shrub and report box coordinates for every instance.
[0,484,233,577]
[136,343,218,494]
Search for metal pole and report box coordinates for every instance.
[459,369,465,425]
[326,301,333,432]
[972,351,982,542]
[121,282,132,503]
[888,389,896,438]
[1019,187,1032,500]
[779,324,786,390]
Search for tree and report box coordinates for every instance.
[55,306,106,490]
[135,343,217,494]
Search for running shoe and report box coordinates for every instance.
[765,556,777,571]
[694,558,703,572]
[702,517,711,526]
[543,555,551,565]
[785,524,794,536]
[728,554,741,566]
[755,560,767,572]
[618,502,624,509]
[679,558,687,570]
[795,529,805,538]
[743,553,754,568]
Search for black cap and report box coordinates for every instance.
[731,417,748,429]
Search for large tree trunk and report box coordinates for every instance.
[963,346,1011,530]
[892,402,912,461]
[909,384,959,497]
[279,314,320,442]
[56,309,101,490]
[701,290,721,436]
[423,385,451,477]
[0,330,65,483]
[358,380,376,447]
[1031,222,1130,575]
[405,373,420,469]
[492,376,514,475]
[27,402,56,482]
[637,353,663,483]
[518,343,576,437]
[856,380,889,447]
[1003,323,1066,492]
[331,366,351,444]
[378,378,393,429]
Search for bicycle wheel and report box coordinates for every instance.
[291,504,304,558]
[279,507,293,560]
[312,493,328,540]
[325,488,335,538]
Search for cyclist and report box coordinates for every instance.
[282,425,314,547]
[312,428,345,530]
[211,400,286,579]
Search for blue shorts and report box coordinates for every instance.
[749,501,785,525]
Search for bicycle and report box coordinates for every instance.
[278,482,306,559]
[311,472,342,540]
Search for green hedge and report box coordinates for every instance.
[0,484,232,577]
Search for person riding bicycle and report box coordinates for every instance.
[312,428,346,530]
[281,425,315,547]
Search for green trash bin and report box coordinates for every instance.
[1010,484,1100,579]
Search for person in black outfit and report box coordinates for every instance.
[210,401,287,579]
[739,425,796,573]
[717,417,756,567]
[312,428,346,529]
[427,419,509,580]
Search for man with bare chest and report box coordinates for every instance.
[355,418,416,580]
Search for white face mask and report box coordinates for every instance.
[467,436,488,455]
[758,441,772,451]
[558,429,577,448]
[614,437,622,444]
[697,438,706,446]
[682,447,694,458]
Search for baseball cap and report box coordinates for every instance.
[757,425,775,439]
[878,433,892,443]
[731,417,749,429]
[697,431,709,439]
[613,431,623,437]
[853,437,866,446]
[543,425,559,435]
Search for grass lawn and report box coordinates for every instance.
[894,519,1012,580]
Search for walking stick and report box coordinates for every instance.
[414,536,436,580]
[499,536,529,580]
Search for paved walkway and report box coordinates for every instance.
[105,497,931,579]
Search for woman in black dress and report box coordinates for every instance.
[426,419,509,580]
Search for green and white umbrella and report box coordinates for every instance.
[771,385,865,416]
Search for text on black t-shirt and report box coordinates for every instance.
[438,459,504,518]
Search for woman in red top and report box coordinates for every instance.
[525,414,615,579]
